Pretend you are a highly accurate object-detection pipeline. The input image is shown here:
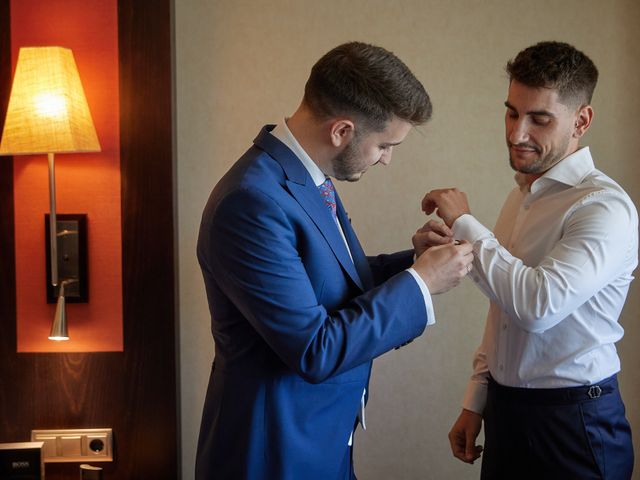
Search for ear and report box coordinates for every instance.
[573,105,593,138]
[329,119,355,147]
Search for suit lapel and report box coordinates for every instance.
[254,126,365,291]
[335,194,374,291]
[286,180,365,291]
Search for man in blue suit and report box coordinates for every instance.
[195,42,474,479]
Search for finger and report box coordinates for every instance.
[465,446,475,461]
[422,197,436,214]
[448,432,467,462]
[454,242,474,255]
[468,446,483,463]
[416,223,451,238]
[452,444,467,462]
[465,432,480,462]
[424,219,453,237]
[463,252,475,270]
[422,190,444,213]
[417,231,453,246]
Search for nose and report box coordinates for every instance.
[508,118,529,145]
[379,148,392,166]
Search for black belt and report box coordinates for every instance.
[487,374,618,405]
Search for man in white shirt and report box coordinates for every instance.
[423,41,637,479]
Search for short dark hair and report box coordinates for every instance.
[303,42,432,132]
[506,41,599,106]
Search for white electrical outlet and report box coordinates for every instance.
[30,428,113,463]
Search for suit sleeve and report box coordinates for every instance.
[199,187,427,384]
[367,250,415,286]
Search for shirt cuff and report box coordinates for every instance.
[452,214,493,243]
[406,268,435,325]
[461,378,488,415]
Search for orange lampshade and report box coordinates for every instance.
[0,46,100,155]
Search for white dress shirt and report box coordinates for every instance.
[453,147,638,414]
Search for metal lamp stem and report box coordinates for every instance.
[47,152,58,287]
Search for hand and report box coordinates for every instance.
[412,241,473,294]
[422,188,471,228]
[412,220,455,257]
[449,409,483,464]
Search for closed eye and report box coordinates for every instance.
[531,115,551,126]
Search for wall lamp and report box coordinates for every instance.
[0,46,100,341]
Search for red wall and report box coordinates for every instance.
[11,0,122,352]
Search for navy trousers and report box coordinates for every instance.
[481,375,634,480]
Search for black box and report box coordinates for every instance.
[0,442,44,479]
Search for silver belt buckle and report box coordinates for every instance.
[587,385,602,399]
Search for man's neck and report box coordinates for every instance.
[287,106,333,175]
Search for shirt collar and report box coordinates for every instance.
[270,118,327,187]
[517,146,595,193]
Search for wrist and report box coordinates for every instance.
[444,214,460,228]
[446,211,469,228]
[462,408,482,418]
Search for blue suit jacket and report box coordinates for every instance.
[195,126,428,479]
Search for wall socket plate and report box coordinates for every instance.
[30,428,113,463]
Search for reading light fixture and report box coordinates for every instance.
[0,46,100,341]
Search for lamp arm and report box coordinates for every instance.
[47,152,58,287]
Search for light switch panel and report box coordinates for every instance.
[31,429,112,463]
[60,436,82,457]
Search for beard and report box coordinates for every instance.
[508,132,572,175]
[331,136,365,182]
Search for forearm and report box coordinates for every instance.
[219,264,428,383]
[453,200,636,333]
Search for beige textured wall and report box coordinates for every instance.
[176,1,640,478]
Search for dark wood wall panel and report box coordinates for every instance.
[118,0,178,477]
[0,0,18,434]
[0,1,178,479]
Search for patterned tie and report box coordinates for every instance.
[318,178,337,219]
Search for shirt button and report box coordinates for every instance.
[502,323,508,330]
[499,364,504,371]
